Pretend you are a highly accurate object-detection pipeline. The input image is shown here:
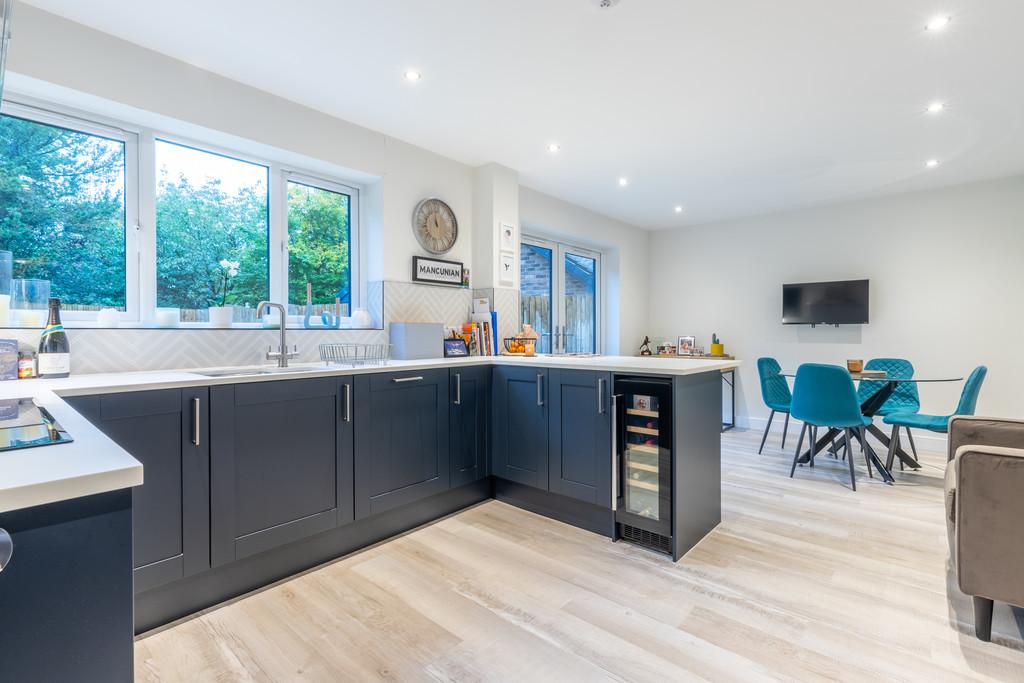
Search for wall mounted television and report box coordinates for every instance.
[782,279,869,325]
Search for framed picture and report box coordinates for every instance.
[499,252,515,286]
[499,222,516,252]
[443,338,469,357]
[412,255,464,286]
[677,335,696,356]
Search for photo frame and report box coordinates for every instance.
[443,338,469,357]
[499,222,516,253]
[499,252,515,286]
[677,335,696,356]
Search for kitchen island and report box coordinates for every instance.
[0,354,738,674]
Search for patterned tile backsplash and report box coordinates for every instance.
[0,281,521,374]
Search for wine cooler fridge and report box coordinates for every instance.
[613,376,673,554]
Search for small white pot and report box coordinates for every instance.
[208,306,234,327]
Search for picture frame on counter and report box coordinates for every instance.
[677,335,696,356]
[499,253,515,286]
[412,255,465,286]
[443,338,469,358]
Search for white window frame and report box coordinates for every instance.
[0,95,364,329]
[0,99,141,323]
[521,234,603,354]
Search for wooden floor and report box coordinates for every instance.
[135,429,1024,682]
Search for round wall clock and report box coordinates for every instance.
[412,198,458,254]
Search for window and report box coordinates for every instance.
[0,97,362,329]
[155,140,270,323]
[285,177,354,318]
[0,105,138,321]
[520,236,601,354]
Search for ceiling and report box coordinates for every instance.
[21,0,1024,229]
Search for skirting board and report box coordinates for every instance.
[740,414,948,453]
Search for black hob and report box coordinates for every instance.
[0,398,73,452]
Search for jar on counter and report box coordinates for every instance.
[18,351,36,379]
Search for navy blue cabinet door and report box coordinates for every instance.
[548,369,612,506]
[450,365,490,487]
[66,388,210,592]
[492,365,549,490]
[210,377,353,566]
[354,368,450,519]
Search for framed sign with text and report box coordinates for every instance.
[412,255,464,286]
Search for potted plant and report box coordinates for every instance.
[208,259,239,327]
[710,333,725,357]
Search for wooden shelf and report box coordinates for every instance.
[627,461,659,474]
[626,408,658,418]
[626,478,659,492]
[626,425,658,436]
[627,444,659,455]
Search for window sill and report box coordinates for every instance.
[0,321,382,332]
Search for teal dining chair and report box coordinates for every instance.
[857,358,921,459]
[789,363,875,491]
[883,366,988,469]
[757,357,792,454]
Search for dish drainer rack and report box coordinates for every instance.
[319,343,391,367]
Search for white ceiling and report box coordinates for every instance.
[21,0,1024,229]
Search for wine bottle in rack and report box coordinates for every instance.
[37,297,71,378]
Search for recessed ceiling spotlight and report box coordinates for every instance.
[925,15,951,31]
[404,70,422,82]
[590,0,621,8]
[926,101,946,114]
[547,143,561,153]
[618,177,629,187]
[674,206,684,213]
[925,159,941,168]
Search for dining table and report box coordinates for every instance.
[781,370,964,484]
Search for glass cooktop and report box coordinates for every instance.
[0,398,73,452]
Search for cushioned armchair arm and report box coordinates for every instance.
[953,444,1024,609]
[948,416,1024,463]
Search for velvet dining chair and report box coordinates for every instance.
[757,357,792,454]
[857,358,921,460]
[883,366,988,469]
[789,363,876,491]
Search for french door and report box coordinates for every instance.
[520,236,601,354]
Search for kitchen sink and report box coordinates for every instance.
[197,366,324,377]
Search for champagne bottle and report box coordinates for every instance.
[37,298,70,378]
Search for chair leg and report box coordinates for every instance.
[809,426,817,468]
[781,412,790,450]
[790,423,807,478]
[905,427,919,461]
[973,596,994,642]
[845,429,856,491]
[859,427,874,478]
[759,410,775,454]
[885,425,900,471]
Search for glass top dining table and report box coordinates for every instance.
[780,370,963,483]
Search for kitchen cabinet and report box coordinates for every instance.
[548,369,612,506]
[354,368,450,518]
[450,365,490,487]
[210,377,353,566]
[492,366,549,490]
[65,388,209,592]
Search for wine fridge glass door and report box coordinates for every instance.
[617,384,672,535]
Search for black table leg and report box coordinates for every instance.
[866,423,920,469]
[850,428,895,484]
[797,427,841,464]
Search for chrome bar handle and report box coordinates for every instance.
[0,528,12,572]
[391,376,424,383]
[454,373,462,406]
[342,382,352,422]
[597,378,606,414]
[191,397,201,446]
[611,394,620,511]
[536,373,544,406]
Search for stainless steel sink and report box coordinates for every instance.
[197,366,322,377]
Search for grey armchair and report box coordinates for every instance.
[946,416,1024,641]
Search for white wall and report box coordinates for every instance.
[6,3,474,285]
[519,186,651,355]
[648,174,1024,442]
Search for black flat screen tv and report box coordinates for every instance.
[782,279,869,325]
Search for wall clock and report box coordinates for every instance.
[412,198,458,254]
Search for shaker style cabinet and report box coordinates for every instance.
[65,388,210,592]
[548,369,613,506]
[492,366,550,490]
[450,365,490,487]
[353,368,450,518]
[209,377,353,566]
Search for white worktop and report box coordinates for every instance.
[0,354,739,514]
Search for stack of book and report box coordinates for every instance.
[456,297,499,356]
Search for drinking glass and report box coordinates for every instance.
[11,278,51,327]
[0,251,11,326]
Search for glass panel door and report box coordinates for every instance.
[519,239,553,353]
[623,392,662,520]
